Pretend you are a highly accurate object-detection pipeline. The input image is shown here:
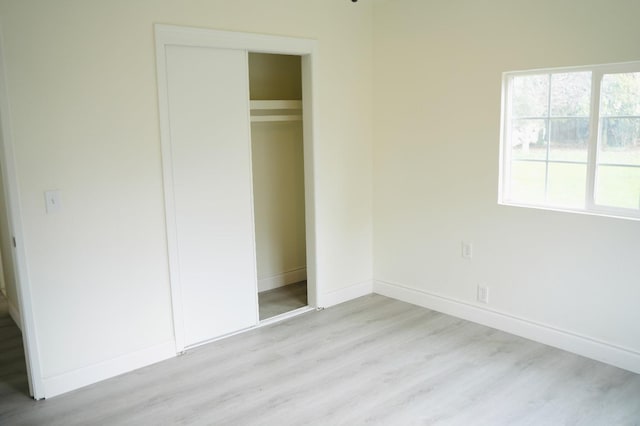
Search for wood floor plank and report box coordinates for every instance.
[1,294,639,425]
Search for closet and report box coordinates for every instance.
[156,26,316,351]
[249,53,308,321]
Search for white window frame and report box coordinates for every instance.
[499,60,640,221]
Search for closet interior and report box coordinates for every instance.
[248,53,308,320]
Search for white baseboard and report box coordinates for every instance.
[42,341,176,398]
[318,279,373,308]
[8,300,21,331]
[258,267,307,292]
[374,280,640,375]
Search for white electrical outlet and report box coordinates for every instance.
[462,241,473,259]
[477,284,489,304]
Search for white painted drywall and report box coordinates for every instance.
[0,0,373,391]
[252,121,307,291]
[373,0,640,359]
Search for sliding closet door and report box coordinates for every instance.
[165,45,258,347]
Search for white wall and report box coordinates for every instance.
[252,121,307,291]
[373,0,640,371]
[0,0,373,396]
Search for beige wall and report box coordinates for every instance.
[373,0,640,355]
[0,0,373,384]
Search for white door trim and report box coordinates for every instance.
[0,26,45,399]
[154,25,319,353]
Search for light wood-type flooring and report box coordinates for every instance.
[258,281,307,320]
[1,294,640,425]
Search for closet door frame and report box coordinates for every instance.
[155,25,319,353]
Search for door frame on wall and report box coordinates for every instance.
[0,27,45,399]
[154,24,319,354]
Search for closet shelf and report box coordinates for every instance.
[250,100,302,122]
[251,115,302,122]
[250,100,302,110]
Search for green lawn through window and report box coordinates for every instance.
[510,148,640,210]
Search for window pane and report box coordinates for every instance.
[550,72,591,117]
[502,64,640,220]
[547,163,586,208]
[509,161,546,204]
[511,74,549,117]
[598,117,640,165]
[511,119,547,160]
[549,118,589,162]
[595,165,640,210]
[600,72,640,116]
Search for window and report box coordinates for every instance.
[500,62,640,220]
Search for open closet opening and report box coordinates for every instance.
[0,130,30,398]
[248,53,308,321]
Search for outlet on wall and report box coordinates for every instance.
[477,284,489,304]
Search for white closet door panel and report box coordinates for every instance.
[166,45,257,347]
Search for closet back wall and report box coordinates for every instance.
[249,53,307,292]
[0,0,373,397]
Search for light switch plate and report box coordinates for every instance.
[462,241,473,259]
[44,190,62,213]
